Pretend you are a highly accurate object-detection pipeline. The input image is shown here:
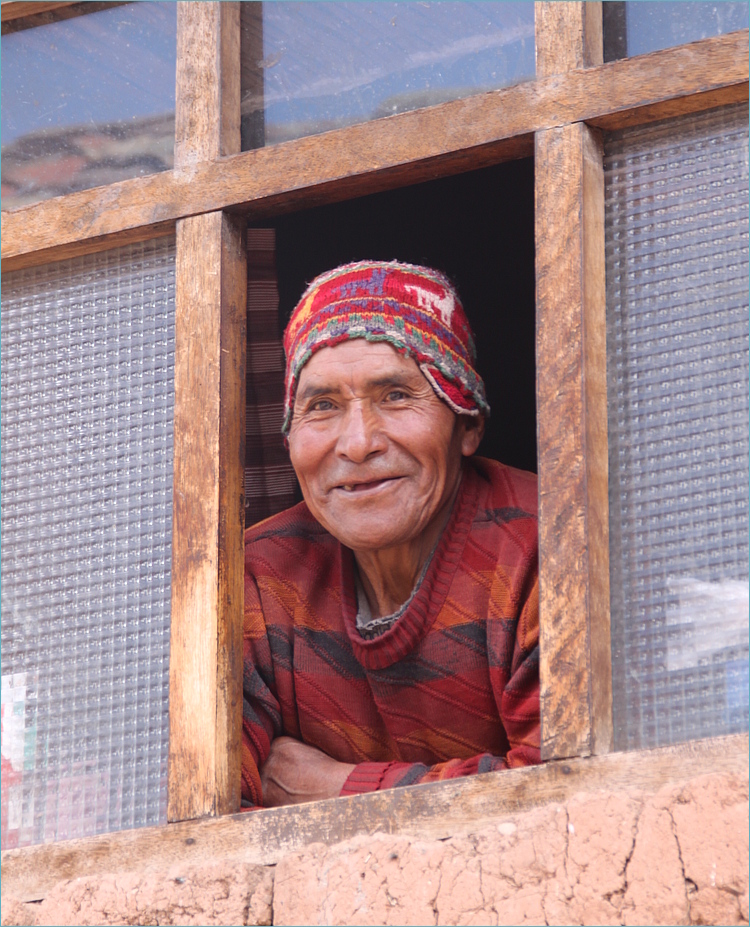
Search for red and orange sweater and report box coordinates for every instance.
[242,457,540,806]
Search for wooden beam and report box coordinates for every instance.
[3,732,746,903]
[535,1,602,76]
[175,1,241,166]
[534,0,610,761]
[2,1,77,21]
[1,1,125,33]
[168,212,246,821]
[168,2,245,823]
[3,30,746,271]
[536,121,610,760]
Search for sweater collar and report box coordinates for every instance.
[338,461,481,670]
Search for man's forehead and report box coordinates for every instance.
[297,340,423,392]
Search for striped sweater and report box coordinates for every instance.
[242,456,540,806]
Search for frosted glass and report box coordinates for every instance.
[605,104,749,751]
[1,237,175,849]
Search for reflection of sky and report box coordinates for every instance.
[625,1,748,57]
[1,3,176,145]
[258,2,535,128]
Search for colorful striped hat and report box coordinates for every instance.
[282,260,490,434]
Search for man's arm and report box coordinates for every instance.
[258,568,540,806]
[245,530,540,807]
[242,572,285,807]
[260,736,355,806]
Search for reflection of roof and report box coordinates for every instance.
[254,86,486,147]
[1,111,174,211]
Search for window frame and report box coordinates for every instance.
[1,0,748,892]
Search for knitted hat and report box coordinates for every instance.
[282,260,490,434]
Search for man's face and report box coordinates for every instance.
[288,339,483,553]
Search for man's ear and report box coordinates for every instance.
[460,414,485,457]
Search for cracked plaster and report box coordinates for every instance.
[2,770,747,927]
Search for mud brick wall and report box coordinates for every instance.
[2,768,747,927]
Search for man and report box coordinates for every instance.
[242,260,539,808]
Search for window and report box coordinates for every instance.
[1,239,175,848]
[1,0,747,893]
[1,2,177,210]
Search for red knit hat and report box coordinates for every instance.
[282,260,490,434]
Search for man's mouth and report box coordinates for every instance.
[335,477,399,493]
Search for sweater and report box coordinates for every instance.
[241,456,540,806]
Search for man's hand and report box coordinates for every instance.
[260,736,356,808]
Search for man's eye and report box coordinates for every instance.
[385,389,407,402]
[310,399,334,412]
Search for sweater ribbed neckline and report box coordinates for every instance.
[339,462,481,671]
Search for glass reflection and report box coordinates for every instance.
[604,1,748,61]
[1,3,176,211]
[241,2,535,150]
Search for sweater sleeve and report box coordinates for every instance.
[241,571,284,807]
[339,546,541,797]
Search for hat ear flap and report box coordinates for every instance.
[419,364,483,418]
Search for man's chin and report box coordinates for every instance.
[322,512,416,552]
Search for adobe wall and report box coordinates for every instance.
[2,766,747,927]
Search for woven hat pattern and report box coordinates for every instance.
[282,260,490,434]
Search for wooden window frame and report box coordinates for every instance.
[1,0,748,898]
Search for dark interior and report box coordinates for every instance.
[262,156,536,474]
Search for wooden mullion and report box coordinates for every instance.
[168,1,245,822]
[174,1,241,167]
[535,1,602,74]
[534,1,610,760]
[3,29,747,271]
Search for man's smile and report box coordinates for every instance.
[333,476,403,494]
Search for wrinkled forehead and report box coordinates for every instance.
[295,339,425,397]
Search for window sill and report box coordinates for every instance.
[2,732,747,903]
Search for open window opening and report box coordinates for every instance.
[245,157,536,528]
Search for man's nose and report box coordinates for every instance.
[335,401,386,462]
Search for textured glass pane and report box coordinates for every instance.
[1,3,176,210]
[240,2,535,149]
[1,238,175,849]
[604,1,748,61]
[605,104,749,752]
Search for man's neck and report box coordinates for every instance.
[352,473,462,619]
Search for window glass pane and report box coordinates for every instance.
[1,237,175,848]
[605,104,749,751]
[1,2,176,211]
[604,1,748,61]
[241,2,535,150]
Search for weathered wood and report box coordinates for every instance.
[3,30,746,271]
[1,1,75,19]
[175,2,241,167]
[0,223,176,273]
[3,732,746,903]
[535,5,610,759]
[535,1,602,76]
[1,1,125,33]
[168,0,244,823]
[581,127,611,756]
[215,214,247,818]
[168,212,246,822]
[536,121,610,759]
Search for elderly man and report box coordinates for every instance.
[241,260,539,808]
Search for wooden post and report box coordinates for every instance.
[168,1,246,821]
[534,2,612,759]
[174,1,241,165]
[535,1,602,74]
